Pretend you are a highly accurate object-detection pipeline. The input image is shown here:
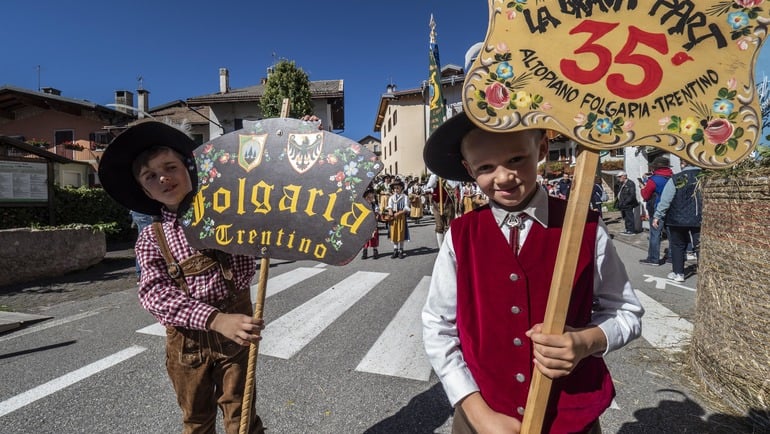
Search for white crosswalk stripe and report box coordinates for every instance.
[259,271,388,359]
[0,345,146,417]
[635,290,693,352]
[253,266,326,300]
[355,276,433,381]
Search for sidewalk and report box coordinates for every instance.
[0,241,138,331]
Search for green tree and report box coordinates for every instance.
[260,60,313,118]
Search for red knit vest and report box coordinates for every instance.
[451,198,614,433]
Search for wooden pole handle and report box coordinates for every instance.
[520,148,599,433]
[238,253,270,434]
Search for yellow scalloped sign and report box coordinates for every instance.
[464,0,769,168]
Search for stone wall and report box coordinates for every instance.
[0,227,106,286]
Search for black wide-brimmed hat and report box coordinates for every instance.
[424,112,550,183]
[98,121,198,215]
[390,178,405,189]
[423,112,477,183]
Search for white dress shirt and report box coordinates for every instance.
[422,188,644,406]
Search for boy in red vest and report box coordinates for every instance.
[421,112,643,434]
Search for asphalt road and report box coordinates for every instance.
[0,212,764,433]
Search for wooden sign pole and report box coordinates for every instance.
[238,98,290,434]
[520,147,599,434]
[238,247,270,434]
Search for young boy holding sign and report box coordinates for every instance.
[421,112,643,433]
[98,121,265,434]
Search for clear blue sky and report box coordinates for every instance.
[3,0,770,142]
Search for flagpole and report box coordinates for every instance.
[428,14,448,219]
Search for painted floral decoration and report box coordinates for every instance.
[323,144,382,201]
[574,112,631,136]
[473,43,545,117]
[325,224,344,251]
[196,142,236,186]
[181,215,216,239]
[707,0,766,45]
[662,80,744,156]
[504,0,528,19]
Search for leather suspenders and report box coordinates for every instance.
[151,222,236,295]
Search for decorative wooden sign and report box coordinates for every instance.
[179,118,383,265]
[464,0,769,167]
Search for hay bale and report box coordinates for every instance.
[691,169,770,428]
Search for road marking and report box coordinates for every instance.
[356,276,433,381]
[642,274,695,292]
[0,311,101,343]
[252,266,326,301]
[259,271,388,359]
[136,323,166,336]
[0,345,146,417]
[636,290,693,352]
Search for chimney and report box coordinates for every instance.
[41,87,61,96]
[137,89,150,118]
[219,68,230,93]
[114,90,134,114]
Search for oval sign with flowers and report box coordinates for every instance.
[464,0,769,168]
[180,118,383,265]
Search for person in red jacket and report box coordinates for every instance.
[639,155,673,266]
[421,112,643,434]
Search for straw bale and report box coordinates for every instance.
[690,170,770,427]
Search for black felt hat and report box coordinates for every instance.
[98,121,198,215]
[423,112,476,183]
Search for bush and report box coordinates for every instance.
[0,186,133,242]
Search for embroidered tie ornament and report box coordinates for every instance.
[505,213,526,256]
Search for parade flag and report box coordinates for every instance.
[428,14,447,135]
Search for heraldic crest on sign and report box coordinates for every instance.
[238,134,267,173]
[463,0,770,168]
[287,132,324,174]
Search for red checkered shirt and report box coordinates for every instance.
[136,209,257,330]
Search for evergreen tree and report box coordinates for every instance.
[260,60,313,118]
